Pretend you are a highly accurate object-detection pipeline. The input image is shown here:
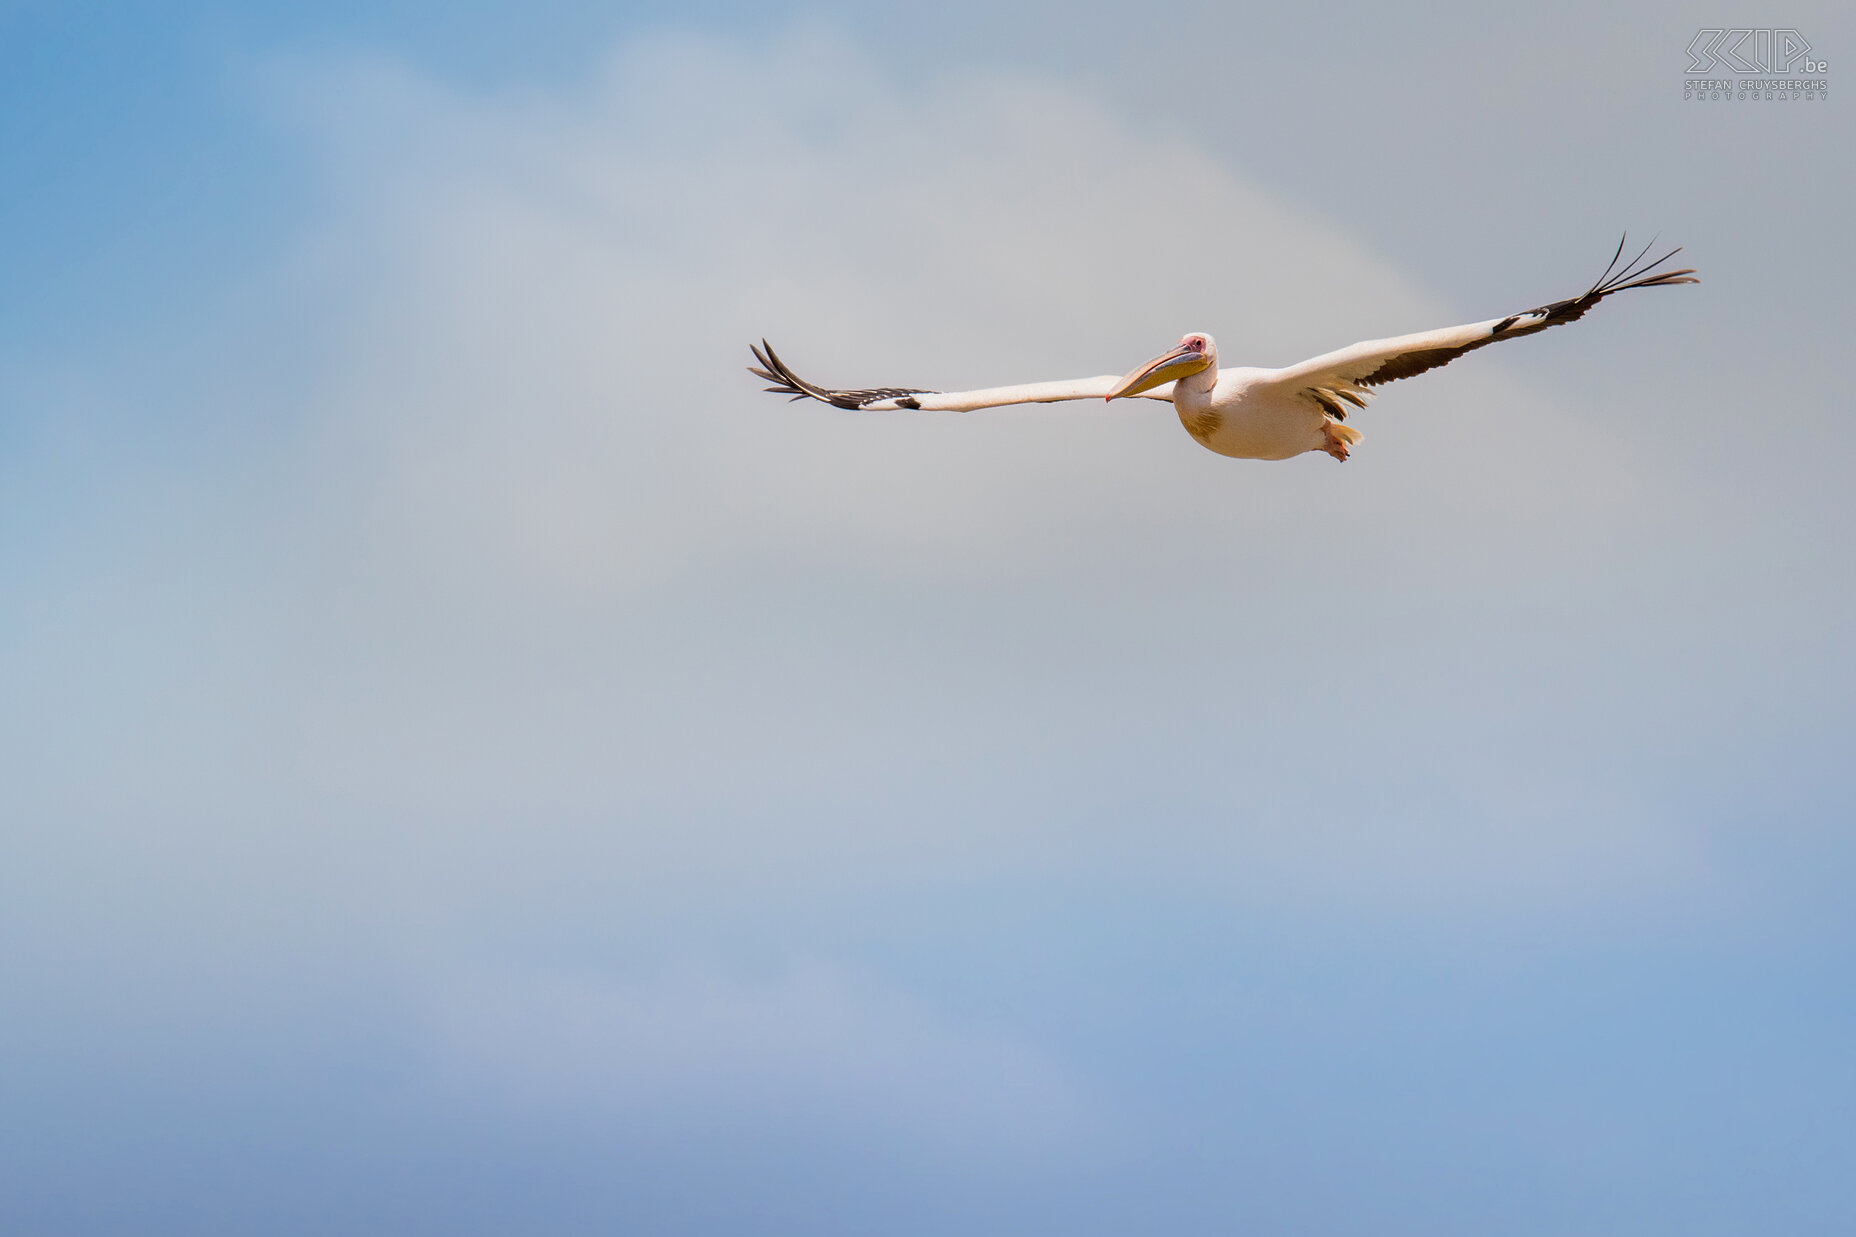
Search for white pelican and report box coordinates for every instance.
[750,238,1697,461]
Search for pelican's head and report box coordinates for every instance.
[1105,333,1217,400]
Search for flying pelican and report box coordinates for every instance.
[749,238,1697,461]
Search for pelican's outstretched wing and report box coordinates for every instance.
[1260,237,1698,420]
[749,341,1174,412]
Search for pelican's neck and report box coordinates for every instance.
[1175,360,1219,403]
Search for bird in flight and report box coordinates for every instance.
[749,237,1697,462]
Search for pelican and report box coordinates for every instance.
[749,238,1697,461]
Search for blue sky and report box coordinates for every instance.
[2,2,1852,1234]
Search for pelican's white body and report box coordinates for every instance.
[1169,365,1355,461]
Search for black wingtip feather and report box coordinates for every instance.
[746,340,937,410]
[1357,236,1698,389]
[1587,232,1631,296]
